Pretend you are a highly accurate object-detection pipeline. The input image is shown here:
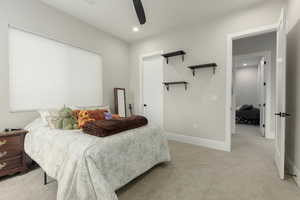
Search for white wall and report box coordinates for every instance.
[287,0,300,32]
[235,65,259,107]
[286,0,300,183]
[129,1,283,143]
[0,0,129,130]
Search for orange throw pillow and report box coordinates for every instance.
[112,114,121,119]
[77,109,107,128]
[87,110,106,120]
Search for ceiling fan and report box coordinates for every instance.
[132,0,146,25]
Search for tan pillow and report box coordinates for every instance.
[76,105,111,113]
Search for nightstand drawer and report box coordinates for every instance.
[0,136,22,150]
[0,148,22,160]
[0,156,22,172]
[0,130,28,177]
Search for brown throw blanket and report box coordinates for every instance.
[82,115,148,137]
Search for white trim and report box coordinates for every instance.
[269,131,275,139]
[226,23,278,152]
[226,35,233,151]
[139,50,164,128]
[287,157,300,187]
[166,132,230,152]
[228,24,278,41]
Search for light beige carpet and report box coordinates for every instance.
[1,125,299,200]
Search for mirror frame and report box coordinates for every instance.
[114,88,127,117]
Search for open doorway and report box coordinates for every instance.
[226,9,287,180]
[232,32,277,140]
[233,54,264,134]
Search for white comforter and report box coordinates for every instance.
[24,118,171,200]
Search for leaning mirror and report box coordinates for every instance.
[114,88,127,117]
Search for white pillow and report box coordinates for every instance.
[38,109,59,124]
[38,105,78,123]
[39,105,79,128]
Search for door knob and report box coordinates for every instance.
[0,162,7,170]
[0,151,7,159]
[0,140,7,147]
[282,113,291,117]
[275,112,291,117]
[144,104,147,107]
[275,112,282,116]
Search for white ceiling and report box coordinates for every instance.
[235,56,262,68]
[40,0,279,43]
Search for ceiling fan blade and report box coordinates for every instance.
[133,0,146,25]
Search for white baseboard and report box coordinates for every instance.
[165,132,230,152]
[265,131,275,139]
[287,157,300,187]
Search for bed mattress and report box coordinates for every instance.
[24,118,171,200]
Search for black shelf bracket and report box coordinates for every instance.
[163,81,188,91]
[162,50,186,64]
[188,63,217,76]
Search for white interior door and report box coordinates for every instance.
[142,55,163,128]
[274,9,287,180]
[258,57,266,136]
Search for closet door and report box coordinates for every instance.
[142,55,164,128]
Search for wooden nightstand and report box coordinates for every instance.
[0,130,28,177]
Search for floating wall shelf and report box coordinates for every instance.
[188,63,218,76]
[163,81,188,91]
[162,50,186,64]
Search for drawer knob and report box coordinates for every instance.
[0,151,7,158]
[0,162,7,170]
[0,140,7,147]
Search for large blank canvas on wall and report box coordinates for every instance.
[9,27,103,111]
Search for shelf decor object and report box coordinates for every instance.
[162,50,186,64]
[163,81,188,91]
[188,63,218,76]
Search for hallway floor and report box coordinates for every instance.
[0,125,299,200]
[233,124,274,156]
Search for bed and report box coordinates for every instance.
[24,118,171,200]
[236,104,260,125]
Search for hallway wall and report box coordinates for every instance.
[235,65,259,107]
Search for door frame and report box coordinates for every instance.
[139,50,164,128]
[232,51,274,139]
[258,56,267,137]
[226,24,278,151]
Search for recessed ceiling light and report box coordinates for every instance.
[243,63,247,66]
[133,27,139,32]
